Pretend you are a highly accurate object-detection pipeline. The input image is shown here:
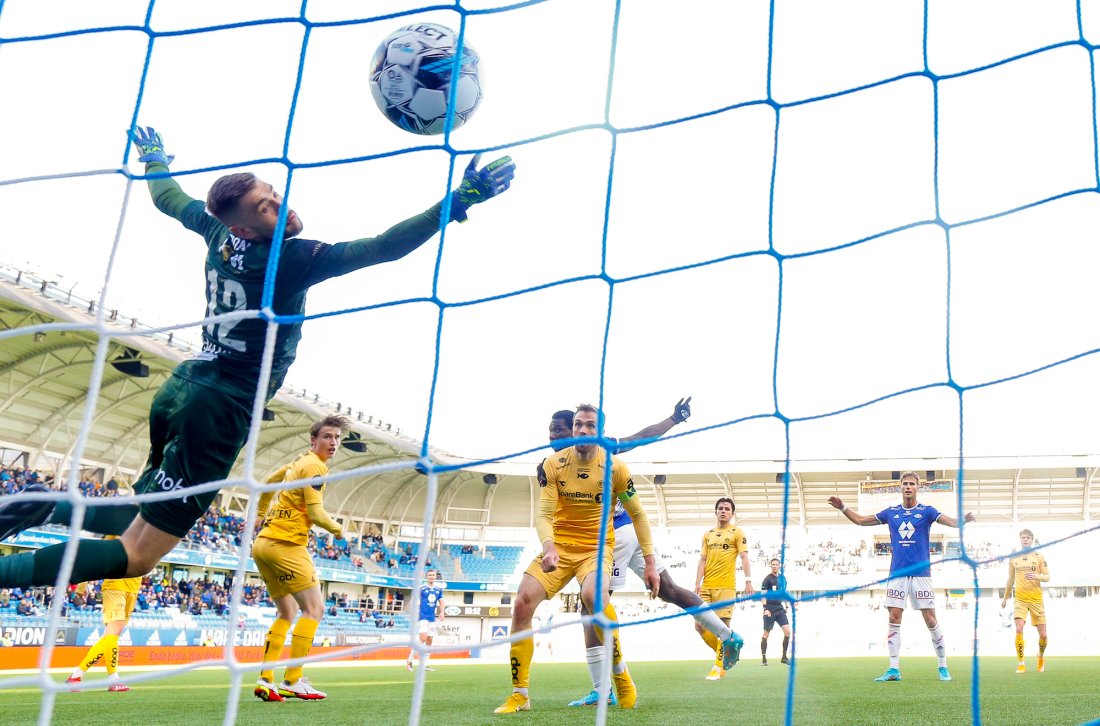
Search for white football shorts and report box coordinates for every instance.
[884,575,936,610]
[610,523,667,591]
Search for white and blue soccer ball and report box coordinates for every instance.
[369,23,482,135]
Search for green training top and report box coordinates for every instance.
[144,161,449,402]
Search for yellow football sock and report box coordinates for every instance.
[1015,633,1025,660]
[700,630,722,664]
[510,637,534,689]
[284,617,318,685]
[260,618,291,683]
[103,634,120,675]
[79,634,113,672]
[1038,637,1047,656]
[600,604,628,674]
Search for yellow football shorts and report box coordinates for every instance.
[700,587,737,619]
[1013,598,1046,625]
[524,542,613,599]
[101,590,136,625]
[252,536,318,599]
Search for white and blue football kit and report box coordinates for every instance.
[876,503,941,610]
[418,581,445,636]
[609,502,667,591]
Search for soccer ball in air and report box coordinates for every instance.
[369,23,482,135]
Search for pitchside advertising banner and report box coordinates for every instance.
[7,529,513,592]
[1,624,79,646]
[66,626,407,648]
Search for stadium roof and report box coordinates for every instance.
[3,264,1100,534]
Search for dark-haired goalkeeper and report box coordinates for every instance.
[0,126,516,590]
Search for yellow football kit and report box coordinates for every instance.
[254,451,328,598]
[700,525,748,618]
[1011,551,1048,625]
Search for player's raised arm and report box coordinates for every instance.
[935,512,976,528]
[827,496,879,526]
[319,154,516,281]
[129,126,214,236]
[614,397,692,454]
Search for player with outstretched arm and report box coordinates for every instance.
[0,128,515,592]
[828,472,974,682]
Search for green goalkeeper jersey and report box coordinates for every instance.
[144,161,447,402]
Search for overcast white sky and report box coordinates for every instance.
[2,0,1100,467]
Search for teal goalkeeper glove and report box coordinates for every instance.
[129,125,174,166]
[450,153,515,222]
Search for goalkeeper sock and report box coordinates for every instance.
[0,538,130,587]
[585,646,606,693]
[887,623,901,668]
[782,635,790,657]
[1015,633,1025,660]
[928,623,946,666]
[260,618,291,683]
[285,617,319,684]
[1038,636,1047,656]
[49,501,138,536]
[761,637,768,657]
[509,637,534,689]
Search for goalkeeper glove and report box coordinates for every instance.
[450,153,515,222]
[672,397,692,423]
[129,125,174,166]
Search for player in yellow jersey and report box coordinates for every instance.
[695,497,754,680]
[251,414,349,702]
[66,539,141,693]
[1000,528,1049,673]
[494,404,661,714]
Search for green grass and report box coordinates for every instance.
[1,657,1097,726]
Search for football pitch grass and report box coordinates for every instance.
[1,657,1097,726]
